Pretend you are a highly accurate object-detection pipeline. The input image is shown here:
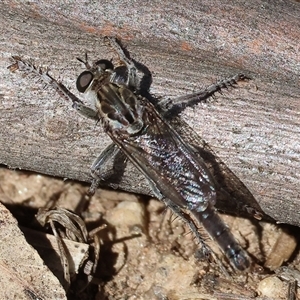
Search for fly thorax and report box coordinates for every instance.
[76,59,144,135]
[97,84,144,135]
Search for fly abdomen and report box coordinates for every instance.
[192,205,250,271]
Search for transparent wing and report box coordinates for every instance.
[168,116,266,219]
[108,101,217,212]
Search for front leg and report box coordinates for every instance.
[8,56,99,121]
[158,73,250,117]
[53,79,99,120]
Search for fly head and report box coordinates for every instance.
[76,57,144,136]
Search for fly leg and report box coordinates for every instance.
[163,199,233,274]
[9,56,99,120]
[145,179,215,263]
[53,80,99,120]
[89,143,127,195]
[106,37,140,90]
[163,198,213,260]
[158,73,250,117]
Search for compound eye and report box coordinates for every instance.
[76,71,93,93]
[95,59,114,71]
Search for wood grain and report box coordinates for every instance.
[0,1,299,225]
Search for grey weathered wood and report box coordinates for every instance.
[0,1,299,225]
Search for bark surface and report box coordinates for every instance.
[1,0,299,225]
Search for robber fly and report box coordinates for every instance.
[9,37,251,271]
